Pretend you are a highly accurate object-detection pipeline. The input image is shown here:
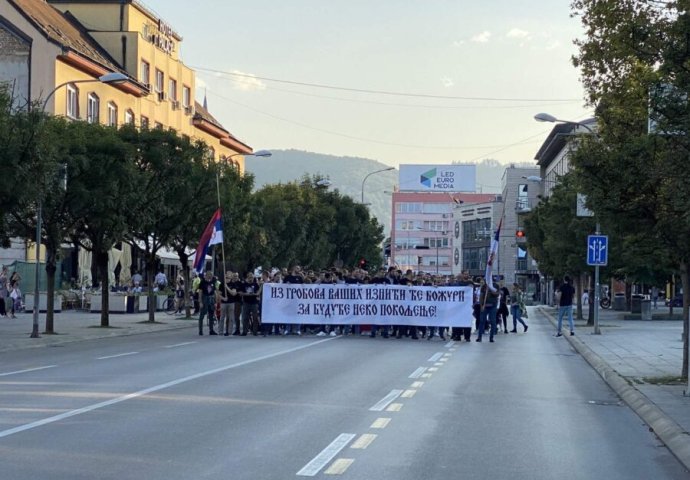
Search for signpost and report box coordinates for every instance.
[587,231,607,334]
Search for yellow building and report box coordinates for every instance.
[0,0,251,171]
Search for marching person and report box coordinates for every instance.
[476,277,499,343]
[240,271,261,336]
[197,270,217,335]
[509,283,528,333]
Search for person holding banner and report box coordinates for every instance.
[240,272,261,336]
[476,278,500,343]
[282,267,303,336]
[449,271,474,342]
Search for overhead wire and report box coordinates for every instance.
[192,66,582,103]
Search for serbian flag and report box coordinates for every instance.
[484,219,502,292]
[193,209,223,274]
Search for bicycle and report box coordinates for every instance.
[164,296,177,315]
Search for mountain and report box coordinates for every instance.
[246,149,536,233]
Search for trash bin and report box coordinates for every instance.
[641,300,652,320]
[631,294,644,313]
[613,293,627,311]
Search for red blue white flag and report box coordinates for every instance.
[484,219,502,292]
[193,209,223,274]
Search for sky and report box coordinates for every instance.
[145,0,591,169]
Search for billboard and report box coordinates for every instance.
[398,164,476,192]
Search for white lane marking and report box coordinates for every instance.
[428,352,444,362]
[443,353,452,357]
[434,363,444,367]
[371,418,391,429]
[0,337,337,440]
[97,352,139,360]
[428,367,439,372]
[0,365,57,377]
[449,348,457,352]
[401,389,417,398]
[411,381,424,388]
[445,340,455,348]
[408,367,427,379]
[387,403,403,412]
[369,390,403,411]
[164,342,197,349]
[351,433,377,449]
[324,458,354,475]
[421,373,432,378]
[297,433,356,476]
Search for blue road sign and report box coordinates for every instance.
[587,235,608,266]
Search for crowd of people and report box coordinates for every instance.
[0,266,23,319]
[188,265,529,343]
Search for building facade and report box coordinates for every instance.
[390,191,497,276]
[500,165,541,300]
[454,199,502,280]
[0,0,253,267]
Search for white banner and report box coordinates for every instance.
[261,284,473,327]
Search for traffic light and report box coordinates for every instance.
[516,228,526,238]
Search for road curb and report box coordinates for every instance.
[538,306,690,471]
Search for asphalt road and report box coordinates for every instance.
[0,316,687,480]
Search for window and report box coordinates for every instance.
[422,220,449,232]
[425,237,450,248]
[517,184,529,210]
[140,60,150,86]
[107,102,118,127]
[182,85,191,107]
[124,109,134,125]
[396,202,423,214]
[462,218,492,242]
[423,203,452,214]
[86,93,100,124]
[140,115,149,129]
[208,147,215,161]
[154,122,163,130]
[66,84,78,119]
[155,69,164,95]
[168,78,177,101]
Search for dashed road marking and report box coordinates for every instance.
[0,365,57,377]
[409,367,427,379]
[443,353,452,357]
[421,373,432,378]
[449,348,457,352]
[369,390,403,411]
[411,381,424,388]
[164,342,197,348]
[439,358,448,363]
[401,389,417,398]
[434,362,444,367]
[387,403,403,412]
[371,418,391,429]
[97,352,138,360]
[428,367,439,372]
[324,458,354,475]
[428,352,444,362]
[297,434,356,476]
[351,434,377,449]
[445,340,455,348]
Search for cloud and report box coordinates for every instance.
[506,28,530,39]
[440,77,454,88]
[470,31,491,43]
[452,40,466,47]
[231,70,267,91]
[196,76,208,90]
[545,40,561,51]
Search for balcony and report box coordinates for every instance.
[516,199,533,214]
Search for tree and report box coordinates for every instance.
[571,0,690,375]
[68,122,133,327]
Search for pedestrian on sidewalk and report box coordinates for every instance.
[556,276,575,337]
[651,286,659,309]
[0,265,8,317]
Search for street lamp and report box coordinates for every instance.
[532,113,602,335]
[361,167,395,205]
[30,71,130,338]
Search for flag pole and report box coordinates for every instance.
[215,172,227,278]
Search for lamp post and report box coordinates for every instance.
[30,72,129,338]
[361,167,394,205]
[533,113,602,335]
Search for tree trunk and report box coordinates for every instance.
[96,250,110,327]
[587,272,594,326]
[177,251,191,319]
[681,263,689,379]
[146,254,156,323]
[44,245,57,334]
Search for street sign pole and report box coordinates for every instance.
[594,223,601,335]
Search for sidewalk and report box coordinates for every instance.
[0,310,196,353]
[537,305,690,471]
